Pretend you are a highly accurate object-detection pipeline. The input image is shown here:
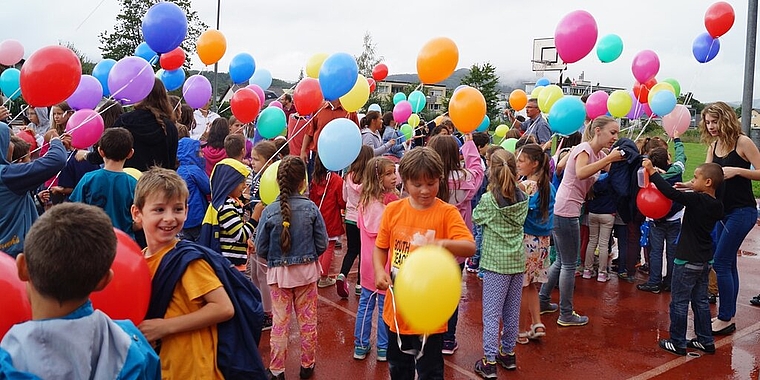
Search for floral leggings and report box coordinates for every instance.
[268,283,318,373]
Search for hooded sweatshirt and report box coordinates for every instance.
[310,172,347,238]
[0,123,66,257]
[202,145,227,177]
[342,172,363,223]
[472,190,529,274]
[113,109,178,172]
[177,138,211,228]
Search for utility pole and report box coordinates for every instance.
[212,0,221,112]
[741,0,758,135]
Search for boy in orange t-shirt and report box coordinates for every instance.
[374,147,475,379]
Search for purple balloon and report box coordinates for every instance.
[631,50,660,84]
[67,75,103,110]
[555,10,598,64]
[393,100,413,124]
[245,83,265,107]
[108,56,155,105]
[182,75,212,109]
[268,100,283,110]
[626,91,644,119]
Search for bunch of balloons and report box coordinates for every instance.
[693,2,734,63]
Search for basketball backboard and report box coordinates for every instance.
[532,38,566,72]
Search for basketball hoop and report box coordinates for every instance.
[532,60,550,76]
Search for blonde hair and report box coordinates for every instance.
[488,149,518,203]
[699,101,741,147]
[360,157,397,208]
[133,167,189,210]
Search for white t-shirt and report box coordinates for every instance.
[554,142,606,218]
[191,109,220,140]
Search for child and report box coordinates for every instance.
[255,156,328,379]
[466,132,491,274]
[69,127,137,238]
[310,155,347,287]
[0,203,160,378]
[373,147,475,379]
[515,143,556,344]
[225,133,248,164]
[202,118,230,176]
[10,136,49,215]
[642,160,724,356]
[176,135,210,242]
[228,116,253,161]
[581,171,616,282]
[472,149,529,378]
[353,156,400,361]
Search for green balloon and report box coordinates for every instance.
[500,138,517,152]
[663,78,681,97]
[400,124,413,140]
[596,34,624,63]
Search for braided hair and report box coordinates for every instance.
[276,155,307,254]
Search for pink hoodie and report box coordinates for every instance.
[357,193,398,293]
[444,140,484,263]
[343,172,363,223]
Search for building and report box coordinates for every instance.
[376,80,448,113]
[739,108,760,128]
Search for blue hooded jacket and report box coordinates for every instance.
[176,138,210,228]
[0,123,66,257]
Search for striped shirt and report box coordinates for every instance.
[218,197,254,266]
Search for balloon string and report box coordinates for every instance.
[108,60,156,104]
[2,89,20,106]
[6,105,29,126]
[386,286,427,360]
[317,172,330,210]
[45,149,77,191]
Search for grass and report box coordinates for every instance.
[678,142,760,198]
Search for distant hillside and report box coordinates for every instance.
[386,68,517,93]
[188,70,295,97]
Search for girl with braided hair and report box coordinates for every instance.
[255,155,328,380]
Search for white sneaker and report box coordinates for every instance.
[318,277,336,288]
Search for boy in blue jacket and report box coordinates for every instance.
[177,136,210,242]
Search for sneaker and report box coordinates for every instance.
[377,348,387,362]
[687,339,716,354]
[353,346,370,360]
[617,272,634,283]
[441,340,459,355]
[540,302,558,315]
[659,339,686,356]
[582,269,592,279]
[751,294,760,306]
[557,312,589,327]
[597,272,608,282]
[495,349,516,370]
[477,271,484,280]
[474,358,497,379]
[637,283,662,294]
[299,364,315,379]
[336,274,349,298]
[262,314,273,331]
[355,284,362,296]
[317,277,336,288]
[466,258,479,273]
[267,369,285,380]
[708,293,718,304]
[637,263,650,274]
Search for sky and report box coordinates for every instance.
[6,0,759,103]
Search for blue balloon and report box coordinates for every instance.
[249,68,272,90]
[393,92,407,105]
[0,68,21,100]
[368,103,381,112]
[92,59,117,97]
[319,52,358,101]
[408,90,427,113]
[142,2,188,54]
[476,115,490,132]
[134,42,158,64]
[548,97,586,135]
[692,32,721,63]
[229,53,256,84]
[159,68,185,91]
[650,90,677,116]
[536,78,551,87]
[317,118,362,170]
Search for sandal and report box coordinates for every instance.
[528,323,546,339]
[517,332,530,345]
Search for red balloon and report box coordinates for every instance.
[160,47,186,71]
[230,88,261,124]
[705,1,735,38]
[0,252,31,339]
[293,78,323,116]
[633,78,657,104]
[636,184,672,219]
[367,77,376,92]
[372,63,388,81]
[90,229,151,325]
[20,45,82,107]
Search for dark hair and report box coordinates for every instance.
[698,162,724,189]
[52,102,72,135]
[398,146,443,183]
[23,203,116,303]
[224,134,246,159]
[97,100,125,129]
[282,93,292,102]
[135,78,174,135]
[642,136,667,154]
[180,104,195,130]
[505,128,522,140]
[361,110,381,128]
[382,111,394,126]
[10,136,30,162]
[176,123,190,138]
[427,135,463,203]
[168,95,182,122]
[516,134,537,150]
[312,154,328,185]
[277,156,307,253]
[558,131,582,150]
[517,143,551,221]
[472,132,490,148]
[207,118,230,149]
[252,140,278,167]
[515,115,525,123]
[348,145,374,185]
[649,147,669,171]
[273,137,289,158]
[99,127,133,161]
[431,126,448,136]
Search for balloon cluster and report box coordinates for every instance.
[692,2,734,63]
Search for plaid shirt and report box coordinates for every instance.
[472,191,529,274]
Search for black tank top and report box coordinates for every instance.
[712,141,756,212]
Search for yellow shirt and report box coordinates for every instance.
[145,241,224,380]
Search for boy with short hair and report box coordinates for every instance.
[642,159,724,356]
[374,147,475,379]
[0,203,160,379]
[224,134,247,163]
[70,127,138,238]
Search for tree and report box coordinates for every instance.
[355,32,383,78]
[679,92,705,115]
[99,0,207,67]
[61,41,95,75]
[459,62,500,122]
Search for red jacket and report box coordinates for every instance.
[309,172,346,237]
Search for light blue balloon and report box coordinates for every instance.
[368,103,381,112]
[229,53,256,84]
[317,118,362,171]
[408,90,427,113]
[257,107,287,138]
[548,97,586,136]
[393,92,406,105]
[454,85,468,93]
[0,68,21,100]
[476,115,490,132]
[159,68,185,91]
[596,34,624,63]
[536,78,551,87]
[249,68,272,90]
[319,52,358,101]
[650,90,677,116]
[92,59,117,97]
[134,42,158,64]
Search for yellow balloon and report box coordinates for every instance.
[393,245,462,333]
[306,53,328,79]
[494,124,509,138]
[339,74,370,112]
[538,85,564,113]
[607,90,633,118]
[259,161,281,205]
[530,86,543,100]
[407,114,420,128]
[647,82,676,105]
[124,167,142,180]
[434,115,445,126]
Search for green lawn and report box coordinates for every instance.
[680,142,760,197]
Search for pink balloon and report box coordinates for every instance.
[555,10,598,64]
[642,102,653,117]
[65,109,104,149]
[626,92,645,119]
[631,50,660,83]
[0,40,24,66]
[585,90,609,119]
[268,100,283,109]
[393,100,413,124]
[245,84,265,108]
[662,104,691,138]
[67,75,103,110]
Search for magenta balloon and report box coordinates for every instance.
[626,92,645,119]
[393,100,413,124]
[268,100,283,110]
[182,74,212,109]
[65,109,104,149]
[0,39,24,66]
[662,104,691,138]
[642,102,653,117]
[585,90,609,119]
[245,84,266,107]
[108,56,154,105]
[555,10,598,64]
[631,50,660,83]
[66,75,103,110]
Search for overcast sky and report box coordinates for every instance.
[7,0,758,102]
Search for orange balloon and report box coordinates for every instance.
[509,89,528,111]
[416,37,459,84]
[449,87,486,133]
[197,29,226,66]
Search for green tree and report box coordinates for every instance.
[679,92,705,115]
[459,62,500,122]
[61,41,95,75]
[355,32,383,78]
[99,0,207,67]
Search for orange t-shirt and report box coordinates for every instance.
[145,240,225,380]
[376,198,474,335]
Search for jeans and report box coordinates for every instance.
[614,222,640,276]
[354,288,387,350]
[340,222,361,284]
[539,216,579,318]
[386,328,444,380]
[647,219,681,286]
[472,223,483,264]
[584,213,615,274]
[669,262,713,348]
[712,206,757,321]
[443,262,466,342]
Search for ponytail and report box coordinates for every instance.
[488,150,518,204]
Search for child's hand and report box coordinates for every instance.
[606,148,626,163]
[642,158,655,175]
[138,318,170,343]
[37,190,50,203]
[375,270,391,290]
[675,180,694,190]
[50,186,64,194]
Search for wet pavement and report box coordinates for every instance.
[259,225,760,379]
